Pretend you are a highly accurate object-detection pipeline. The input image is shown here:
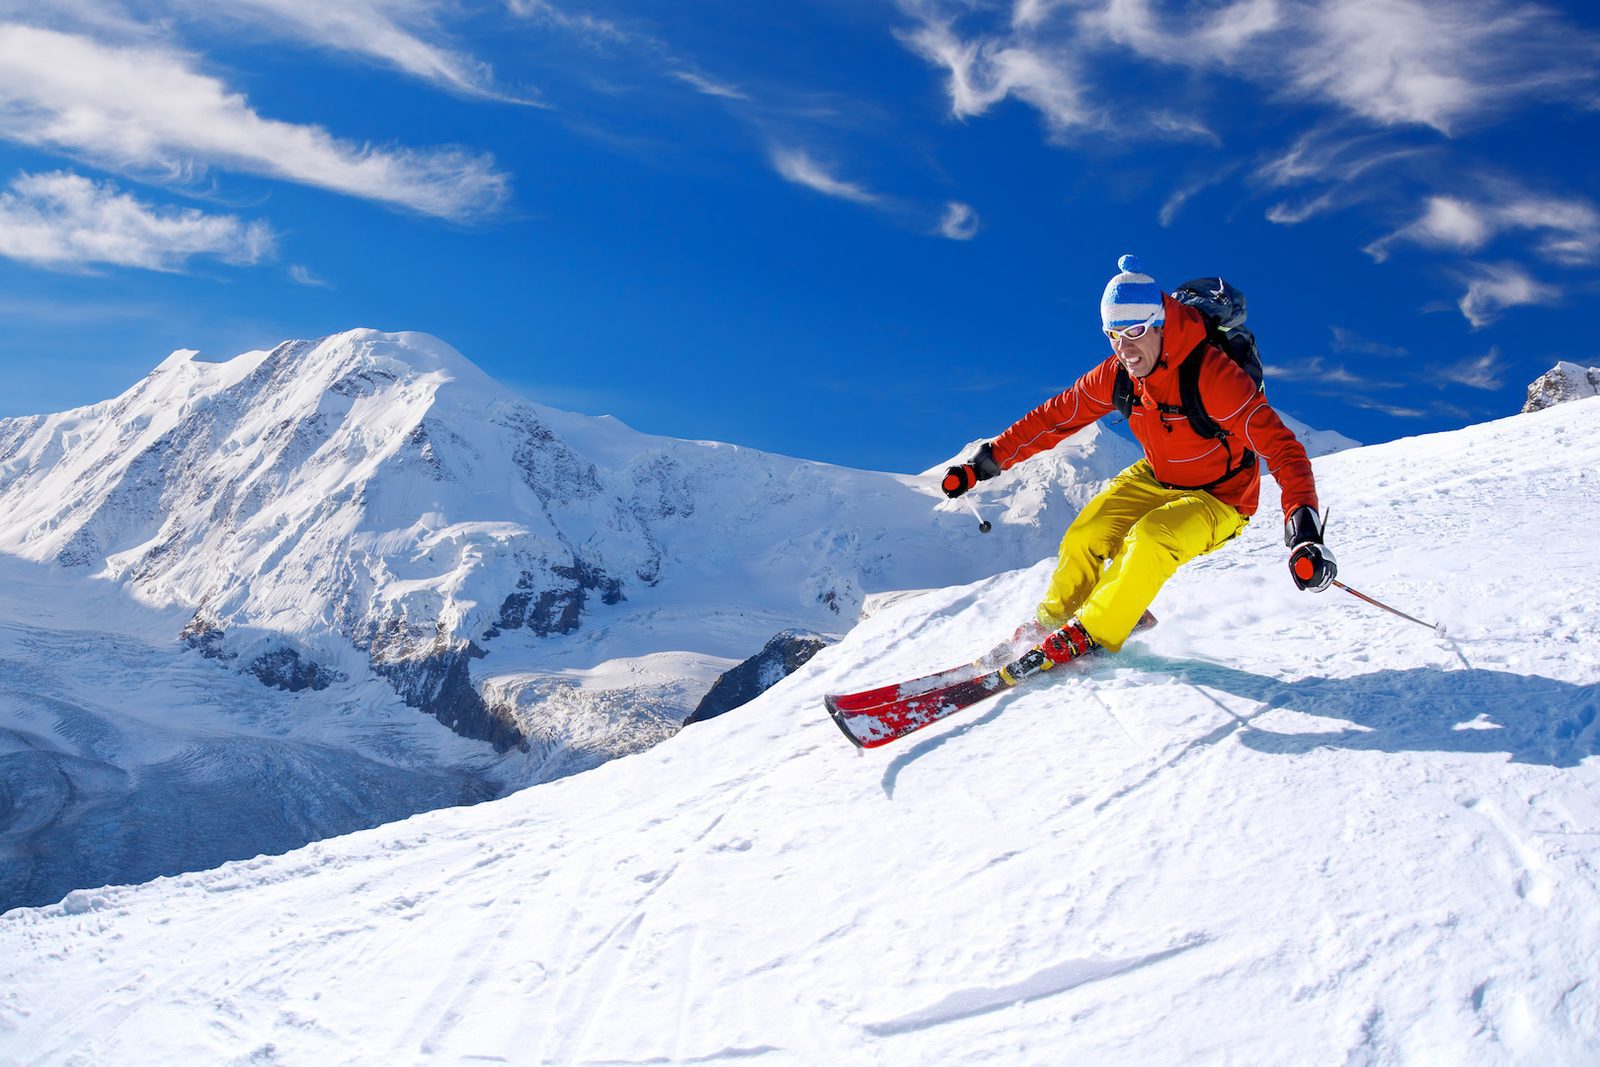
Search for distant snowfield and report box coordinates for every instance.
[1,398,1595,1062]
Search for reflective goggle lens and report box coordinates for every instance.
[1105,311,1159,342]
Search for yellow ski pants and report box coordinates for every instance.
[1036,460,1248,650]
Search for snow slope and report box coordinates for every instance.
[1,400,1595,1063]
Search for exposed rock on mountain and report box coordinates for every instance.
[685,629,837,725]
[1523,361,1600,412]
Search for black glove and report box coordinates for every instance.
[1284,505,1337,592]
[941,442,1002,498]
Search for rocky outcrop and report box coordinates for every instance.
[686,629,836,726]
[1523,362,1600,413]
[487,559,623,639]
[247,648,339,693]
[183,614,340,693]
[365,620,523,752]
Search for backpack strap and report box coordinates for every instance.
[1114,363,1185,419]
[1154,340,1259,492]
[1116,341,1261,490]
[1177,340,1226,439]
[1112,365,1134,419]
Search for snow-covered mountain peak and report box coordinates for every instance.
[1523,359,1600,412]
[0,330,525,610]
[0,329,1148,763]
[157,327,498,394]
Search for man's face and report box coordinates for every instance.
[1110,323,1163,378]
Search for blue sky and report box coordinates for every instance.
[1,1,1598,474]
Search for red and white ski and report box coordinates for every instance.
[824,613,1155,749]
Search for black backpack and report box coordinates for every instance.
[1111,277,1263,487]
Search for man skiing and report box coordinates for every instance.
[941,254,1337,671]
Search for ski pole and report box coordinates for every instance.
[961,495,992,534]
[1331,579,1444,634]
[1315,509,1443,633]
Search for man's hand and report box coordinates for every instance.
[941,443,1001,499]
[941,464,977,498]
[1284,505,1337,592]
[1289,542,1337,592]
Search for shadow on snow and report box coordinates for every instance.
[1119,652,1599,768]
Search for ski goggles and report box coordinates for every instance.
[1104,311,1161,342]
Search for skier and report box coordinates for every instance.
[941,254,1337,668]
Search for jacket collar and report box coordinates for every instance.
[1136,293,1205,389]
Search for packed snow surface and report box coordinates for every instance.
[2,399,1597,1064]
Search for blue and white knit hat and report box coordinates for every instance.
[1100,254,1165,331]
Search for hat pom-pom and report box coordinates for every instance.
[1117,253,1141,273]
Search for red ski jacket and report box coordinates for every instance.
[989,295,1319,519]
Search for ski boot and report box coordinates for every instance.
[999,619,1097,685]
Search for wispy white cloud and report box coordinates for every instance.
[1500,197,1600,265]
[895,3,1237,144]
[938,200,978,240]
[895,0,1600,175]
[2,0,525,101]
[671,70,748,101]
[1260,137,1471,238]
[895,10,1099,137]
[0,22,510,220]
[1343,395,1433,419]
[897,0,1600,139]
[1071,0,1593,135]
[1329,326,1408,358]
[1365,196,1492,261]
[1010,0,1056,32]
[1264,191,1346,226]
[1256,127,1432,223]
[1441,346,1505,389]
[288,263,331,288]
[1366,189,1600,264]
[0,0,154,39]
[1455,262,1560,327]
[1265,353,1432,415]
[1160,164,1240,226]
[1287,0,1591,135]
[1077,0,1282,65]
[164,0,520,101]
[505,0,628,42]
[1267,356,1386,388]
[770,147,878,204]
[0,170,273,271]
[1148,110,1220,145]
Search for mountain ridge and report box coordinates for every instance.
[0,330,1150,744]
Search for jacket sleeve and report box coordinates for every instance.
[1202,355,1319,519]
[989,358,1119,470]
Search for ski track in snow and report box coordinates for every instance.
[1,397,1598,1063]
